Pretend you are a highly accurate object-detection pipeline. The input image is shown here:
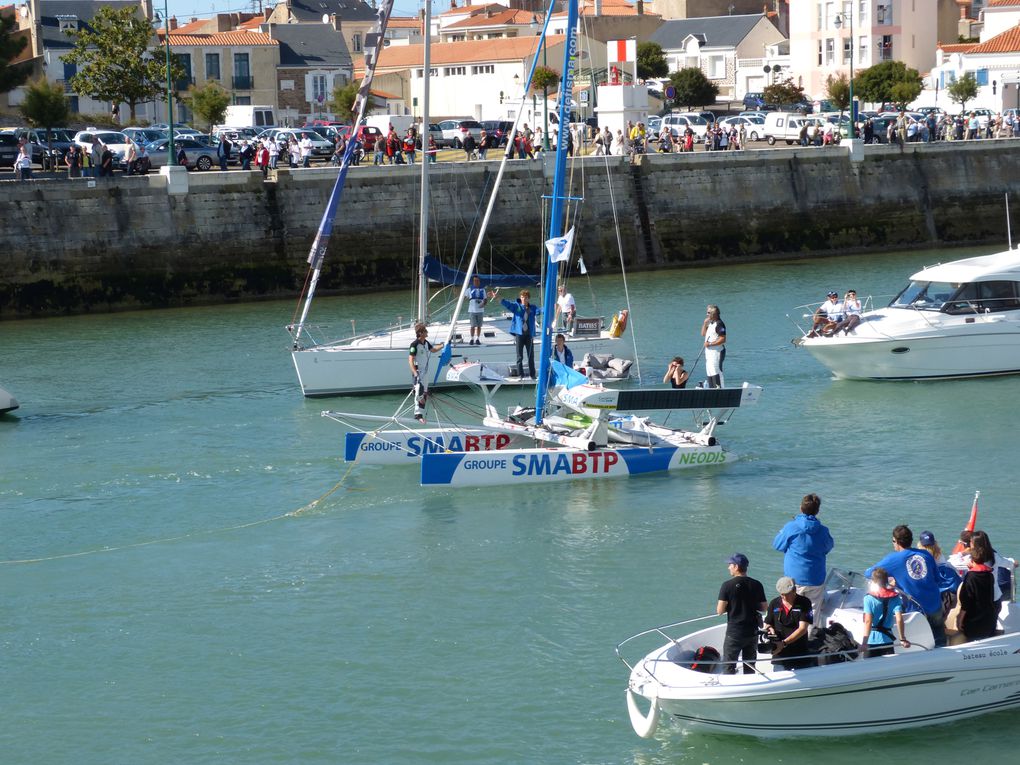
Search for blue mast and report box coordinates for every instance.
[533,0,579,423]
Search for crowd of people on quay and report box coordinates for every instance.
[714,493,1017,674]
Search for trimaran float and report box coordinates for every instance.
[286,0,625,397]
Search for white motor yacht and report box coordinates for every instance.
[618,569,1020,738]
[794,248,1020,380]
[0,385,19,414]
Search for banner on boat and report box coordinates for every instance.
[345,429,518,464]
[545,227,576,264]
[420,445,728,485]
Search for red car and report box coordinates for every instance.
[338,125,382,153]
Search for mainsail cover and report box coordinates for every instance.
[423,256,539,288]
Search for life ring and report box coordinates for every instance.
[609,309,629,338]
[626,686,660,739]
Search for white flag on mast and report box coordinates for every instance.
[545,227,576,263]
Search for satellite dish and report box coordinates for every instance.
[322,13,330,24]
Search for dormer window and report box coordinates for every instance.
[57,15,79,33]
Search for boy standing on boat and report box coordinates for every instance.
[408,324,444,423]
[467,276,488,345]
[772,493,834,625]
[500,290,541,379]
[717,553,767,674]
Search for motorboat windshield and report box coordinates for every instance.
[889,280,958,311]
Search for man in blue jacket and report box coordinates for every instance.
[865,525,945,647]
[500,289,541,379]
[773,493,834,625]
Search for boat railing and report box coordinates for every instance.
[786,294,881,337]
[615,613,722,673]
[288,319,417,350]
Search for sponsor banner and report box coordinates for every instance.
[421,445,728,485]
[346,429,516,464]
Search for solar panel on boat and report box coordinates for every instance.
[615,388,743,411]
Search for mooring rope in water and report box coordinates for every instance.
[0,464,359,566]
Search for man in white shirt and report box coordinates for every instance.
[299,133,313,167]
[466,275,488,345]
[809,291,844,337]
[555,284,576,332]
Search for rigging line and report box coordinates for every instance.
[600,151,642,382]
[0,466,359,567]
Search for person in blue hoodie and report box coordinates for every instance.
[773,493,834,625]
[499,289,542,379]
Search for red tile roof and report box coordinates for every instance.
[388,16,423,28]
[958,23,1020,54]
[937,43,974,53]
[987,1,1020,8]
[167,31,278,46]
[445,8,539,29]
[438,3,506,17]
[173,18,209,35]
[356,34,564,73]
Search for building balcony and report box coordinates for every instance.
[232,75,254,90]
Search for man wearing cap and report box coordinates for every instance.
[773,493,834,625]
[717,553,767,674]
[865,525,945,647]
[764,577,814,670]
[809,291,844,337]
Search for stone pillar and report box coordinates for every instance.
[160,164,189,194]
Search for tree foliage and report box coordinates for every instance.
[668,67,718,110]
[637,42,668,81]
[0,12,30,93]
[531,65,560,91]
[947,72,978,112]
[62,6,185,122]
[183,81,229,129]
[825,73,851,112]
[19,77,70,129]
[330,80,374,123]
[853,60,922,107]
[763,78,806,107]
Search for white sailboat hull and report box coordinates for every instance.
[293,318,624,395]
[0,385,18,414]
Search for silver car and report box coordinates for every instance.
[145,137,219,171]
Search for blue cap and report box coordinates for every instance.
[726,553,749,569]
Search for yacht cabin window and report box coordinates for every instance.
[942,280,1020,314]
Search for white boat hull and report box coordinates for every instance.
[292,318,624,396]
[0,385,18,414]
[801,312,1020,380]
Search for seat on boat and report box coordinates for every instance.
[828,607,933,653]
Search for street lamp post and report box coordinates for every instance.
[155,2,175,166]
[834,11,855,139]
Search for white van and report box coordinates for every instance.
[219,105,276,130]
[661,112,709,138]
[365,113,414,136]
[763,112,824,145]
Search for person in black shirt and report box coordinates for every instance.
[717,553,767,674]
[764,576,814,670]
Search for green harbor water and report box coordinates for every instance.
[3,246,1019,764]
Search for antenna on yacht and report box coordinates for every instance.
[1007,193,1013,250]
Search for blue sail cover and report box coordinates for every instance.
[423,256,538,288]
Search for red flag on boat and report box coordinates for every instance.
[952,491,980,554]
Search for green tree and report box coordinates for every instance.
[62,6,185,123]
[637,42,668,81]
[330,80,374,123]
[763,77,807,108]
[19,77,70,168]
[668,67,718,110]
[825,72,851,112]
[183,81,229,130]
[0,12,30,92]
[853,60,922,107]
[947,72,978,113]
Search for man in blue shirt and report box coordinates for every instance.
[865,525,945,647]
[773,493,834,625]
[500,289,541,379]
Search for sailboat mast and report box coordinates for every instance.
[291,0,397,346]
[416,0,433,323]
[534,0,579,423]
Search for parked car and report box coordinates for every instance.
[73,129,132,165]
[742,92,765,109]
[779,101,813,114]
[257,128,333,157]
[0,131,18,167]
[762,112,824,145]
[428,123,442,147]
[646,115,662,132]
[436,119,482,148]
[718,115,765,141]
[123,127,167,145]
[697,111,716,125]
[661,113,709,138]
[145,137,219,170]
[15,127,76,165]
[213,127,258,142]
[480,120,513,147]
[336,125,383,154]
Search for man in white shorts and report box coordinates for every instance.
[466,275,488,345]
[555,284,576,332]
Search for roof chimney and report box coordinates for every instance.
[169,15,178,30]
[593,0,602,16]
[330,13,342,31]
[637,0,644,15]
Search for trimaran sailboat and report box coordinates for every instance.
[326,0,763,486]
[286,0,624,397]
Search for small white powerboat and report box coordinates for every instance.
[0,385,18,414]
[617,569,1020,738]
[793,247,1020,380]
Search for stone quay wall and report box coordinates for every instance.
[2,141,1018,318]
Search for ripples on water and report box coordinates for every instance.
[2,246,1018,762]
